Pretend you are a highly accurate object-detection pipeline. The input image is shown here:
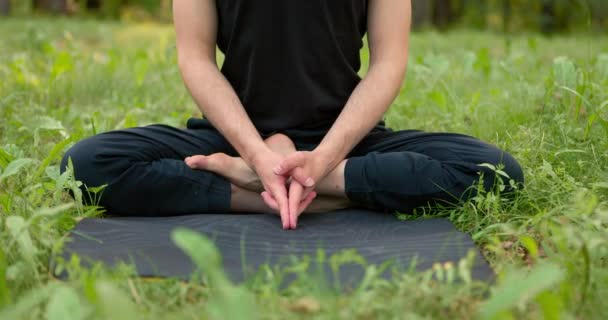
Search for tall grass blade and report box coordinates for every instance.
[0,158,34,183]
[479,263,565,319]
[46,286,88,320]
[5,216,38,261]
[553,56,577,89]
[172,228,257,320]
[95,281,139,320]
[0,283,58,319]
[34,136,73,180]
[0,247,11,307]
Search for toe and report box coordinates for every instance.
[185,155,208,170]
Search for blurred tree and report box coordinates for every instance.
[86,0,101,9]
[99,0,122,18]
[2,0,603,32]
[412,0,463,30]
[591,1,607,29]
[74,0,165,19]
[34,0,67,14]
[159,0,171,22]
[432,0,456,29]
[502,0,511,32]
[412,0,432,28]
[463,0,488,29]
[0,0,10,16]
[540,0,558,33]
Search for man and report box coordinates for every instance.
[61,0,523,230]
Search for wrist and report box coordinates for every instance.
[248,146,274,169]
[313,145,342,170]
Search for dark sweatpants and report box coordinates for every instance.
[60,118,524,216]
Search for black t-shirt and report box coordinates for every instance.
[216,0,369,134]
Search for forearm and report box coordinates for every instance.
[179,58,268,164]
[313,0,411,169]
[316,62,407,167]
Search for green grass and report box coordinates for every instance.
[1,18,607,319]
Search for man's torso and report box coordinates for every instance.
[216,0,368,134]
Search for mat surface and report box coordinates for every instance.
[55,210,493,286]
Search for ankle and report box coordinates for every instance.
[317,160,347,198]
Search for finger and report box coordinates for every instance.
[273,152,306,175]
[300,187,315,204]
[291,166,315,188]
[270,184,290,230]
[293,191,317,229]
[184,155,207,170]
[288,182,304,229]
[261,191,279,212]
[298,191,317,215]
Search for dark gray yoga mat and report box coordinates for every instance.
[55,210,493,286]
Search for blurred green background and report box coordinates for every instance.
[1,1,607,319]
[0,0,606,33]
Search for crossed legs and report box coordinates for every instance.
[61,122,523,217]
[184,134,353,214]
[183,129,524,215]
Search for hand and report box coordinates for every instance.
[288,181,317,229]
[273,150,335,223]
[261,181,317,229]
[251,149,292,229]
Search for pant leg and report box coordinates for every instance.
[60,119,236,216]
[344,130,524,213]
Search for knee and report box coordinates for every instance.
[60,135,114,189]
[501,151,524,187]
[61,141,81,175]
[479,148,524,193]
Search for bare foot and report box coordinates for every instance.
[304,196,352,213]
[230,183,352,214]
[186,152,262,191]
[185,134,296,192]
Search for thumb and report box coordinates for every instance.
[291,167,315,188]
[273,152,306,175]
